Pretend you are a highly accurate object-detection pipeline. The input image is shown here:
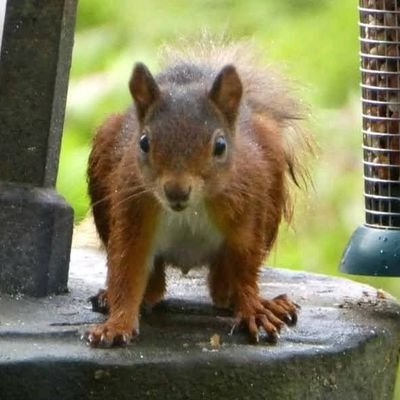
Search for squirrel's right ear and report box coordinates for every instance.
[209,65,243,126]
[129,63,160,121]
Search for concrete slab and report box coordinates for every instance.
[1,247,400,399]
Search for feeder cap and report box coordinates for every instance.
[340,224,400,277]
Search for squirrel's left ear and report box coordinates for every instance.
[129,62,160,121]
[209,65,243,126]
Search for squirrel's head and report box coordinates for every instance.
[129,62,243,212]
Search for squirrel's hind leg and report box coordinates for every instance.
[89,288,109,314]
[208,258,234,309]
[143,256,166,307]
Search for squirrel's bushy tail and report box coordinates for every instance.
[160,35,315,222]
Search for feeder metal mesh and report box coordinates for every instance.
[339,0,400,277]
[360,0,400,228]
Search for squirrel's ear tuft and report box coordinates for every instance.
[209,65,243,126]
[129,63,160,121]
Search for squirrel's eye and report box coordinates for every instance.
[139,134,150,153]
[213,136,227,157]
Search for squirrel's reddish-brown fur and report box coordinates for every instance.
[85,39,313,347]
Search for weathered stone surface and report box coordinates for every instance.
[0,182,73,296]
[0,0,77,186]
[0,247,399,399]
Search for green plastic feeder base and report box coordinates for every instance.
[340,225,400,276]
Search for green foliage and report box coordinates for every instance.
[57,130,90,220]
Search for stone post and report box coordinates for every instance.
[0,0,77,296]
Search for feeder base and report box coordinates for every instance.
[340,224,400,276]
[1,247,400,400]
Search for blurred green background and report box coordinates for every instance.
[59,0,400,394]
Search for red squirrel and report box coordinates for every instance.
[85,41,312,347]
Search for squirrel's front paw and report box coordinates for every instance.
[261,294,300,327]
[233,293,299,344]
[84,320,138,348]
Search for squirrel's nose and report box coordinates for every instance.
[163,182,192,204]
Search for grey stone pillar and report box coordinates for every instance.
[0,1,6,48]
[0,0,77,296]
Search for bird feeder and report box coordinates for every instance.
[341,0,400,276]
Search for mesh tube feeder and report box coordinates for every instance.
[341,0,400,276]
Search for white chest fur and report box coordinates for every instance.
[152,203,223,272]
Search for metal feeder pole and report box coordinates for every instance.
[341,0,400,276]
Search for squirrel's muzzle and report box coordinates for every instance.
[163,181,192,211]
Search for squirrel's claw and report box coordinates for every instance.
[261,294,299,327]
[83,323,134,348]
[233,293,299,344]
